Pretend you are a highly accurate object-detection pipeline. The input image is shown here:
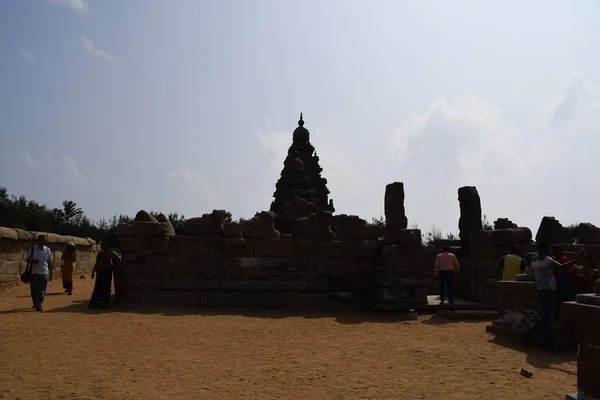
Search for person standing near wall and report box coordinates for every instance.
[60,243,76,296]
[498,246,526,281]
[434,246,460,310]
[521,241,579,351]
[25,234,53,312]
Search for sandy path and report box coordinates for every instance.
[0,277,576,399]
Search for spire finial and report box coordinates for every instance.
[298,112,304,127]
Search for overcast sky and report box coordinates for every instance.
[1,0,600,235]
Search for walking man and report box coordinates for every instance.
[498,246,526,281]
[25,234,54,312]
[521,241,578,351]
[434,246,460,310]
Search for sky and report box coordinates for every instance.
[1,0,600,235]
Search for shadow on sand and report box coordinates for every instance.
[488,333,577,376]
[419,313,490,325]
[45,299,424,325]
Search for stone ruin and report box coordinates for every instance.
[113,115,600,311]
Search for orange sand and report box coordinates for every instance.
[0,277,576,399]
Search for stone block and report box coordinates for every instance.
[253,238,297,258]
[118,237,146,253]
[152,254,171,269]
[383,257,422,271]
[224,238,245,255]
[224,222,243,238]
[195,254,223,278]
[315,241,357,258]
[184,210,228,236]
[197,237,225,254]
[394,230,422,245]
[0,260,23,275]
[207,292,327,307]
[471,245,494,258]
[146,236,170,254]
[170,236,197,260]
[118,236,170,254]
[15,229,35,241]
[458,186,483,246]
[0,227,18,240]
[316,258,360,272]
[162,279,220,290]
[471,230,493,245]
[577,343,600,399]
[332,214,381,240]
[219,280,308,291]
[242,211,281,238]
[384,182,408,231]
[292,210,335,240]
[357,240,378,257]
[237,257,297,271]
[0,250,24,262]
[124,277,165,290]
[576,223,600,245]
[294,239,315,257]
[116,222,158,237]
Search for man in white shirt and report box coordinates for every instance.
[26,234,54,311]
[521,241,578,351]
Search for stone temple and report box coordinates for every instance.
[269,114,335,234]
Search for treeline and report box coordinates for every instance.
[0,186,191,243]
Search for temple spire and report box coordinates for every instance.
[298,112,304,127]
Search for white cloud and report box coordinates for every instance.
[170,168,218,205]
[81,36,115,61]
[50,0,89,13]
[389,71,600,233]
[19,152,41,171]
[59,154,85,184]
[19,49,34,64]
[18,153,85,185]
[257,120,369,215]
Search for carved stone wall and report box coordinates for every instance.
[117,210,429,308]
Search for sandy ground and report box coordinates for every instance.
[0,277,577,400]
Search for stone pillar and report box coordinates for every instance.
[457,186,482,256]
[562,294,600,400]
[384,182,408,233]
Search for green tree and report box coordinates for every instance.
[62,200,83,226]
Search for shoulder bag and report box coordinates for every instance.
[20,247,35,284]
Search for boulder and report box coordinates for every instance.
[576,223,600,245]
[535,216,570,243]
[155,213,176,236]
[494,218,518,230]
[134,210,158,223]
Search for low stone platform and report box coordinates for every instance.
[561,294,600,400]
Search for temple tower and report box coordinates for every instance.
[270,113,335,233]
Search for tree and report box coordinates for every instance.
[370,216,386,229]
[62,200,83,226]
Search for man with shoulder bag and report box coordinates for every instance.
[25,234,54,312]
